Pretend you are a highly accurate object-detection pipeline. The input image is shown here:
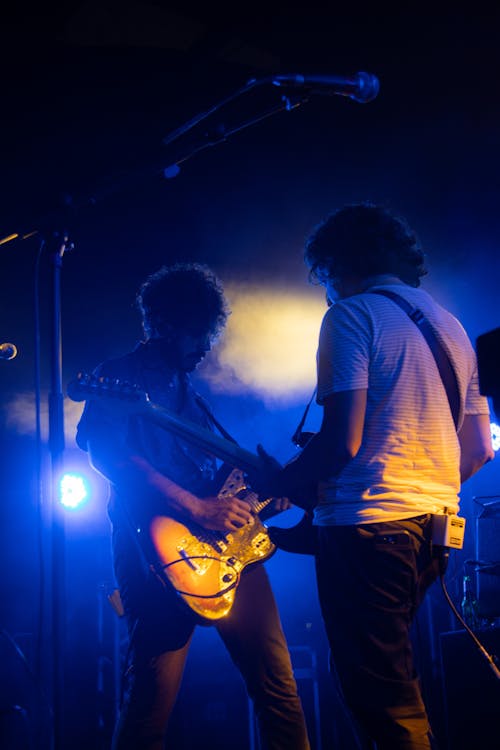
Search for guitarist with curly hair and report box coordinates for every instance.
[75,263,310,750]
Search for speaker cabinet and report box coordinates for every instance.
[440,628,500,750]
[474,499,500,619]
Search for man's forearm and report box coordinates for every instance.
[269,432,353,510]
[458,413,495,483]
[89,437,202,520]
[129,454,202,519]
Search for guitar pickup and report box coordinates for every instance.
[179,548,202,572]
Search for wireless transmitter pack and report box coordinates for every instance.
[432,514,466,549]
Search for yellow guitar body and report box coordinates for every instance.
[68,375,278,621]
[149,468,276,621]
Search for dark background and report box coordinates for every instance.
[1,3,500,748]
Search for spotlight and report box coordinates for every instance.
[59,473,89,509]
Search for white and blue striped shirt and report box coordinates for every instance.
[315,283,489,525]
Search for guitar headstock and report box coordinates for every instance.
[67,372,149,408]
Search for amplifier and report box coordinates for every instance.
[440,627,500,750]
[474,498,500,619]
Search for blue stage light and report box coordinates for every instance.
[60,473,89,509]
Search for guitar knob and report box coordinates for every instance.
[222,573,233,583]
[227,557,236,566]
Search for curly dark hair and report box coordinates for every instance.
[304,202,428,287]
[137,262,229,340]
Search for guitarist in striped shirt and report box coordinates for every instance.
[253,203,494,750]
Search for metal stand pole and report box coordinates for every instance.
[48,232,73,749]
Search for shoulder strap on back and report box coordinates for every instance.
[369,289,460,429]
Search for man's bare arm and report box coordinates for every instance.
[254,389,367,508]
[458,413,495,483]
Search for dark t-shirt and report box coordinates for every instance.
[76,340,218,526]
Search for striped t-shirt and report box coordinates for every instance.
[315,283,490,525]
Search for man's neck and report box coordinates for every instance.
[334,274,406,300]
[361,274,405,290]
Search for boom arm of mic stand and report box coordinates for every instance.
[162,92,309,178]
[0,79,306,241]
[161,75,281,147]
[162,78,261,146]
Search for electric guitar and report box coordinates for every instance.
[67,373,277,622]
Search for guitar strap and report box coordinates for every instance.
[369,289,460,430]
[194,394,240,445]
[291,386,317,447]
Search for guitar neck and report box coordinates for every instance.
[145,401,260,475]
[68,373,263,476]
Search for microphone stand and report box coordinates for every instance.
[0,224,75,749]
[48,230,74,750]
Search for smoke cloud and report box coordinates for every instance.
[201,283,326,404]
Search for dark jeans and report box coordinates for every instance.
[315,515,441,750]
[112,526,310,750]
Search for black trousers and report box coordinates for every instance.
[111,526,310,750]
[315,515,441,750]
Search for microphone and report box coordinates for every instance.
[0,342,18,360]
[271,71,380,103]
